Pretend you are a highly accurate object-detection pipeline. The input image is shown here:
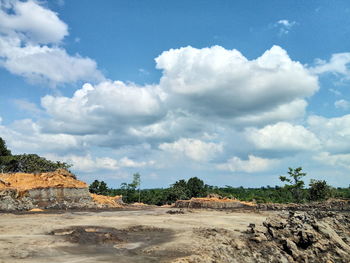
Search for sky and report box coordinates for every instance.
[1,0,350,188]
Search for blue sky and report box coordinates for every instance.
[1,0,350,188]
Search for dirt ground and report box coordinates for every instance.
[0,208,271,263]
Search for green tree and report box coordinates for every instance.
[89,180,109,195]
[0,154,72,173]
[0,137,11,156]
[309,179,331,201]
[119,173,142,203]
[167,179,189,202]
[187,177,206,197]
[132,173,141,203]
[279,167,306,203]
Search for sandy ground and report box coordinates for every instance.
[0,208,273,263]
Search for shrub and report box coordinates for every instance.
[309,179,331,201]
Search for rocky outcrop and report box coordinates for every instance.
[180,210,350,263]
[0,169,95,211]
[24,187,95,209]
[175,197,256,209]
[0,188,34,211]
[258,199,350,211]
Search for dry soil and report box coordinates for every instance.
[0,208,270,263]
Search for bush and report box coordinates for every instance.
[89,180,109,195]
[309,179,331,201]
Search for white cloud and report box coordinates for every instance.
[0,0,103,85]
[314,152,350,169]
[0,0,68,43]
[310,53,350,76]
[41,81,166,135]
[119,157,155,168]
[0,119,83,154]
[159,138,223,162]
[156,45,318,123]
[0,43,103,85]
[19,45,319,144]
[217,155,277,173]
[308,114,350,153]
[246,122,321,152]
[46,154,119,172]
[335,99,350,110]
[275,19,296,35]
[45,154,155,172]
[233,99,307,127]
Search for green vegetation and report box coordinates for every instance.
[89,167,350,205]
[0,137,72,173]
[89,180,109,195]
[308,179,332,201]
[279,167,306,203]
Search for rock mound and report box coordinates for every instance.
[0,169,94,211]
[180,211,350,262]
[258,199,350,211]
[175,197,256,209]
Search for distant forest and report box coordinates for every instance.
[90,169,350,205]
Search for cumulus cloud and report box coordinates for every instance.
[0,118,83,154]
[52,154,119,172]
[159,138,223,162]
[308,114,350,153]
[0,0,103,85]
[45,154,155,172]
[217,155,277,173]
[13,45,320,152]
[0,0,68,43]
[41,81,166,135]
[233,99,307,127]
[335,99,350,110]
[246,122,321,152]
[314,152,350,169]
[156,45,318,123]
[310,53,350,76]
[0,43,103,85]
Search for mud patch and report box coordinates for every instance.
[50,225,185,262]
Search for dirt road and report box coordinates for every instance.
[0,208,269,263]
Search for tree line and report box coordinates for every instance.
[0,137,72,174]
[89,167,350,205]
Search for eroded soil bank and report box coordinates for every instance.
[0,208,349,263]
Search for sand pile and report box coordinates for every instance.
[175,196,256,209]
[0,169,94,211]
[0,179,11,189]
[90,193,124,208]
[0,169,87,192]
